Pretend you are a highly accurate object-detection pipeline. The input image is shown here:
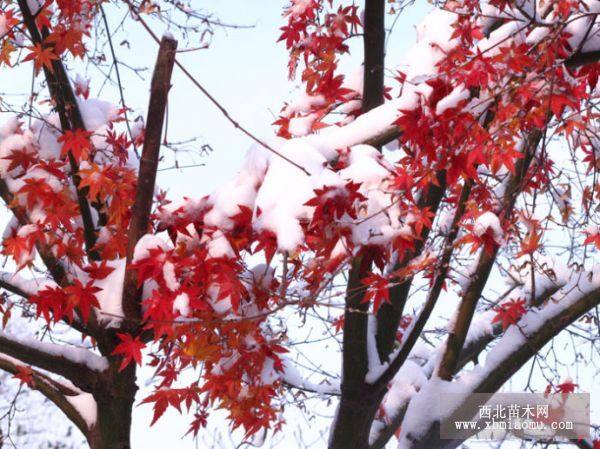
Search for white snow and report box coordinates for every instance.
[281,358,340,395]
[0,13,8,37]
[366,315,381,377]
[473,211,503,242]
[66,392,97,428]
[436,86,470,115]
[26,0,44,14]
[132,234,171,262]
[172,292,190,317]
[0,329,109,372]
[0,272,55,296]
[91,259,126,325]
[378,359,428,428]
[162,261,180,292]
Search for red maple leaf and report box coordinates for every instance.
[185,411,209,437]
[254,230,278,264]
[83,260,115,280]
[23,43,57,74]
[2,147,37,172]
[492,298,527,330]
[361,272,390,313]
[556,379,578,395]
[64,280,101,323]
[58,129,93,161]
[583,227,600,250]
[13,365,35,387]
[517,229,543,257]
[112,333,146,372]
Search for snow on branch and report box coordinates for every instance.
[469,272,600,392]
[0,329,108,392]
[0,273,30,298]
[281,358,341,396]
[0,271,55,298]
[368,265,576,448]
[393,272,600,449]
[0,355,93,437]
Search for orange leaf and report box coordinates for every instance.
[23,43,57,74]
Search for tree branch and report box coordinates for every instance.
[375,172,447,363]
[362,0,385,114]
[368,280,577,449]
[0,356,91,437]
[0,330,107,392]
[0,273,30,299]
[122,35,178,323]
[329,2,387,447]
[408,282,600,449]
[16,0,100,260]
[437,130,541,380]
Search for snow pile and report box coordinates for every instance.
[0,329,109,372]
[280,358,340,395]
[132,234,172,262]
[379,359,428,424]
[172,292,190,317]
[88,259,126,325]
[0,272,56,296]
[66,391,97,428]
[397,375,472,447]
[473,211,503,242]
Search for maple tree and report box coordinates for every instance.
[0,0,600,449]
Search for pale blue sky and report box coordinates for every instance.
[95,1,431,198]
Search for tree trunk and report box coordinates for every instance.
[329,394,383,449]
[328,0,386,447]
[88,365,138,449]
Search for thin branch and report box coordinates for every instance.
[121,0,310,176]
[437,130,541,380]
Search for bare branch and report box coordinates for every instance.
[122,35,178,322]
